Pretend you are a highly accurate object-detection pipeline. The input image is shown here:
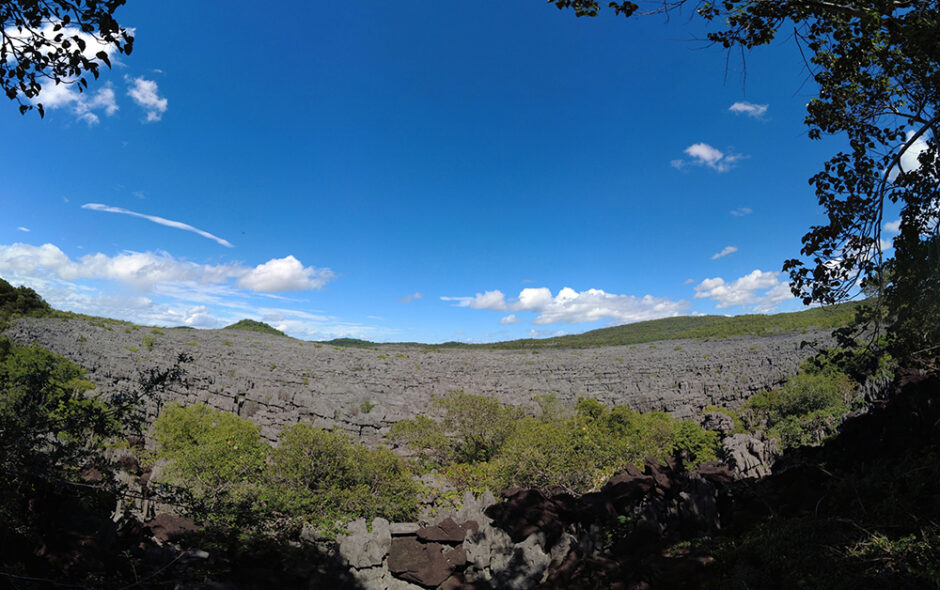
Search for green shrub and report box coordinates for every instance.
[392,394,720,494]
[741,370,857,449]
[153,406,418,538]
[388,414,453,466]
[152,403,267,527]
[0,278,50,318]
[434,391,523,463]
[265,423,418,535]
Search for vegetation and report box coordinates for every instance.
[152,404,419,538]
[390,391,719,494]
[224,319,287,337]
[1,0,134,117]
[0,333,189,586]
[323,302,860,350]
[0,277,51,318]
[556,1,940,367]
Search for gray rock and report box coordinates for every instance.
[4,317,832,449]
[390,522,420,536]
[700,411,736,436]
[491,533,551,590]
[723,433,778,479]
[338,518,391,569]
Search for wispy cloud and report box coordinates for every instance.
[17,227,29,232]
[711,245,738,260]
[729,101,768,119]
[398,292,423,304]
[499,314,519,325]
[126,76,168,122]
[672,143,745,173]
[694,270,794,312]
[884,219,901,233]
[82,203,234,247]
[730,207,752,217]
[443,286,687,325]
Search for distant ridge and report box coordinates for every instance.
[323,301,862,349]
[473,302,861,349]
[224,319,287,337]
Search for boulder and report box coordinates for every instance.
[417,517,477,544]
[389,538,467,588]
[338,518,391,569]
[146,513,200,543]
[722,434,777,479]
[700,411,735,436]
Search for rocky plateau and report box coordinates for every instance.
[5,316,833,443]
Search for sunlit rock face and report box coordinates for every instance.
[5,316,832,443]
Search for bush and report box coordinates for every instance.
[389,391,522,465]
[153,403,268,528]
[741,368,857,449]
[392,393,720,494]
[265,423,418,534]
[153,406,418,537]
[0,277,51,318]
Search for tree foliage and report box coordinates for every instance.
[0,0,133,116]
[558,1,940,361]
[0,276,51,318]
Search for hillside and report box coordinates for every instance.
[224,319,288,337]
[321,301,860,349]
[475,302,860,349]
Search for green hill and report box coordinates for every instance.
[223,319,287,337]
[0,277,51,318]
[469,301,862,350]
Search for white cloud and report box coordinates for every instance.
[711,245,738,260]
[82,203,234,247]
[898,131,930,175]
[126,76,168,122]
[729,101,768,118]
[694,270,794,312]
[237,255,334,291]
[3,22,125,65]
[499,314,519,325]
[0,243,334,293]
[884,219,901,233]
[673,143,745,173]
[730,207,752,217]
[33,84,118,126]
[16,227,29,232]
[398,292,423,304]
[444,286,688,326]
[441,290,508,311]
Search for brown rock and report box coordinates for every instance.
[146,513,200,543]
[417,517,473,543]
[389,538,466,588]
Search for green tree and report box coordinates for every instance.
[554,1,940,361]
[0,277,51,317]
[1,0,134,116]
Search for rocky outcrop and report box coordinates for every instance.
[4,317,832,443]
[722,434,779,479]
[326,461,735,589]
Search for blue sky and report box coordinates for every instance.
[0,2,902,342]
